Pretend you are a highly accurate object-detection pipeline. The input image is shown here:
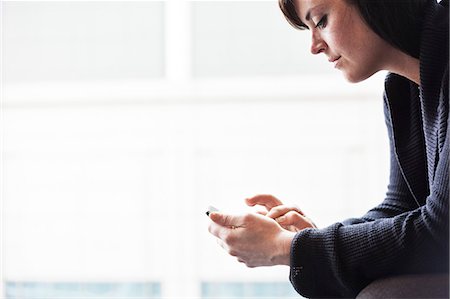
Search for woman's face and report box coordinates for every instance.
[295,0,392,83]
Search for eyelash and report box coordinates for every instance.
[315,15,328,29]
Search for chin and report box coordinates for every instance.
[343,70,376,84]
[345,76,365,84]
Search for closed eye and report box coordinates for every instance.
[315,15,328,29]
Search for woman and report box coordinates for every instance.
[208,0,449,297]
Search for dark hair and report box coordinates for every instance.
[278,0,429,59]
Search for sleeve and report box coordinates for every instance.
[341,97,421,226]
[288,96,449,298]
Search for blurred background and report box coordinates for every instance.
[1,0,389,298]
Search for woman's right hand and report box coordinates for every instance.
[246,194,317,232]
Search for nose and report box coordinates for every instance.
[310,31,327,55]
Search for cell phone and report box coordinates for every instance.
[206,205,219,216]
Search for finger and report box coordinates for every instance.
[266,205,305,219]
[245,194,283,211]
[209,212,241,228]
[277,211,314,230]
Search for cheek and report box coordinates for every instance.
[325,26,349,54]
[328,16,366,58]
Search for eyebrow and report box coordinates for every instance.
[305,10,312,21]
[304,5,323,22]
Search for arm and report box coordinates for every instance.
[248,97,421,228]
[289,102,449,298]
[342,97,421,225]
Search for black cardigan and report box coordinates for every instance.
[289,0,449,297]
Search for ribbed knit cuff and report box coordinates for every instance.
[289,227,320,297]
[289,223,347,298]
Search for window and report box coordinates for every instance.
[1,1,388,298]
[5,282,161,299]
[201,282,298,298]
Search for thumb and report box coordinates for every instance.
[209,212,239,227]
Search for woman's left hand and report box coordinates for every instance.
[246,194,317,232]
[266,205,317,232]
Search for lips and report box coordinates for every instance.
[328,56,341,63]
[329,56,341,68]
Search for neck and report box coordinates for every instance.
[384,48,421,85]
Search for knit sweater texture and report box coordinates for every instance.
[289,0,449,297]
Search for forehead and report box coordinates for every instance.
[295,0,338,22]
